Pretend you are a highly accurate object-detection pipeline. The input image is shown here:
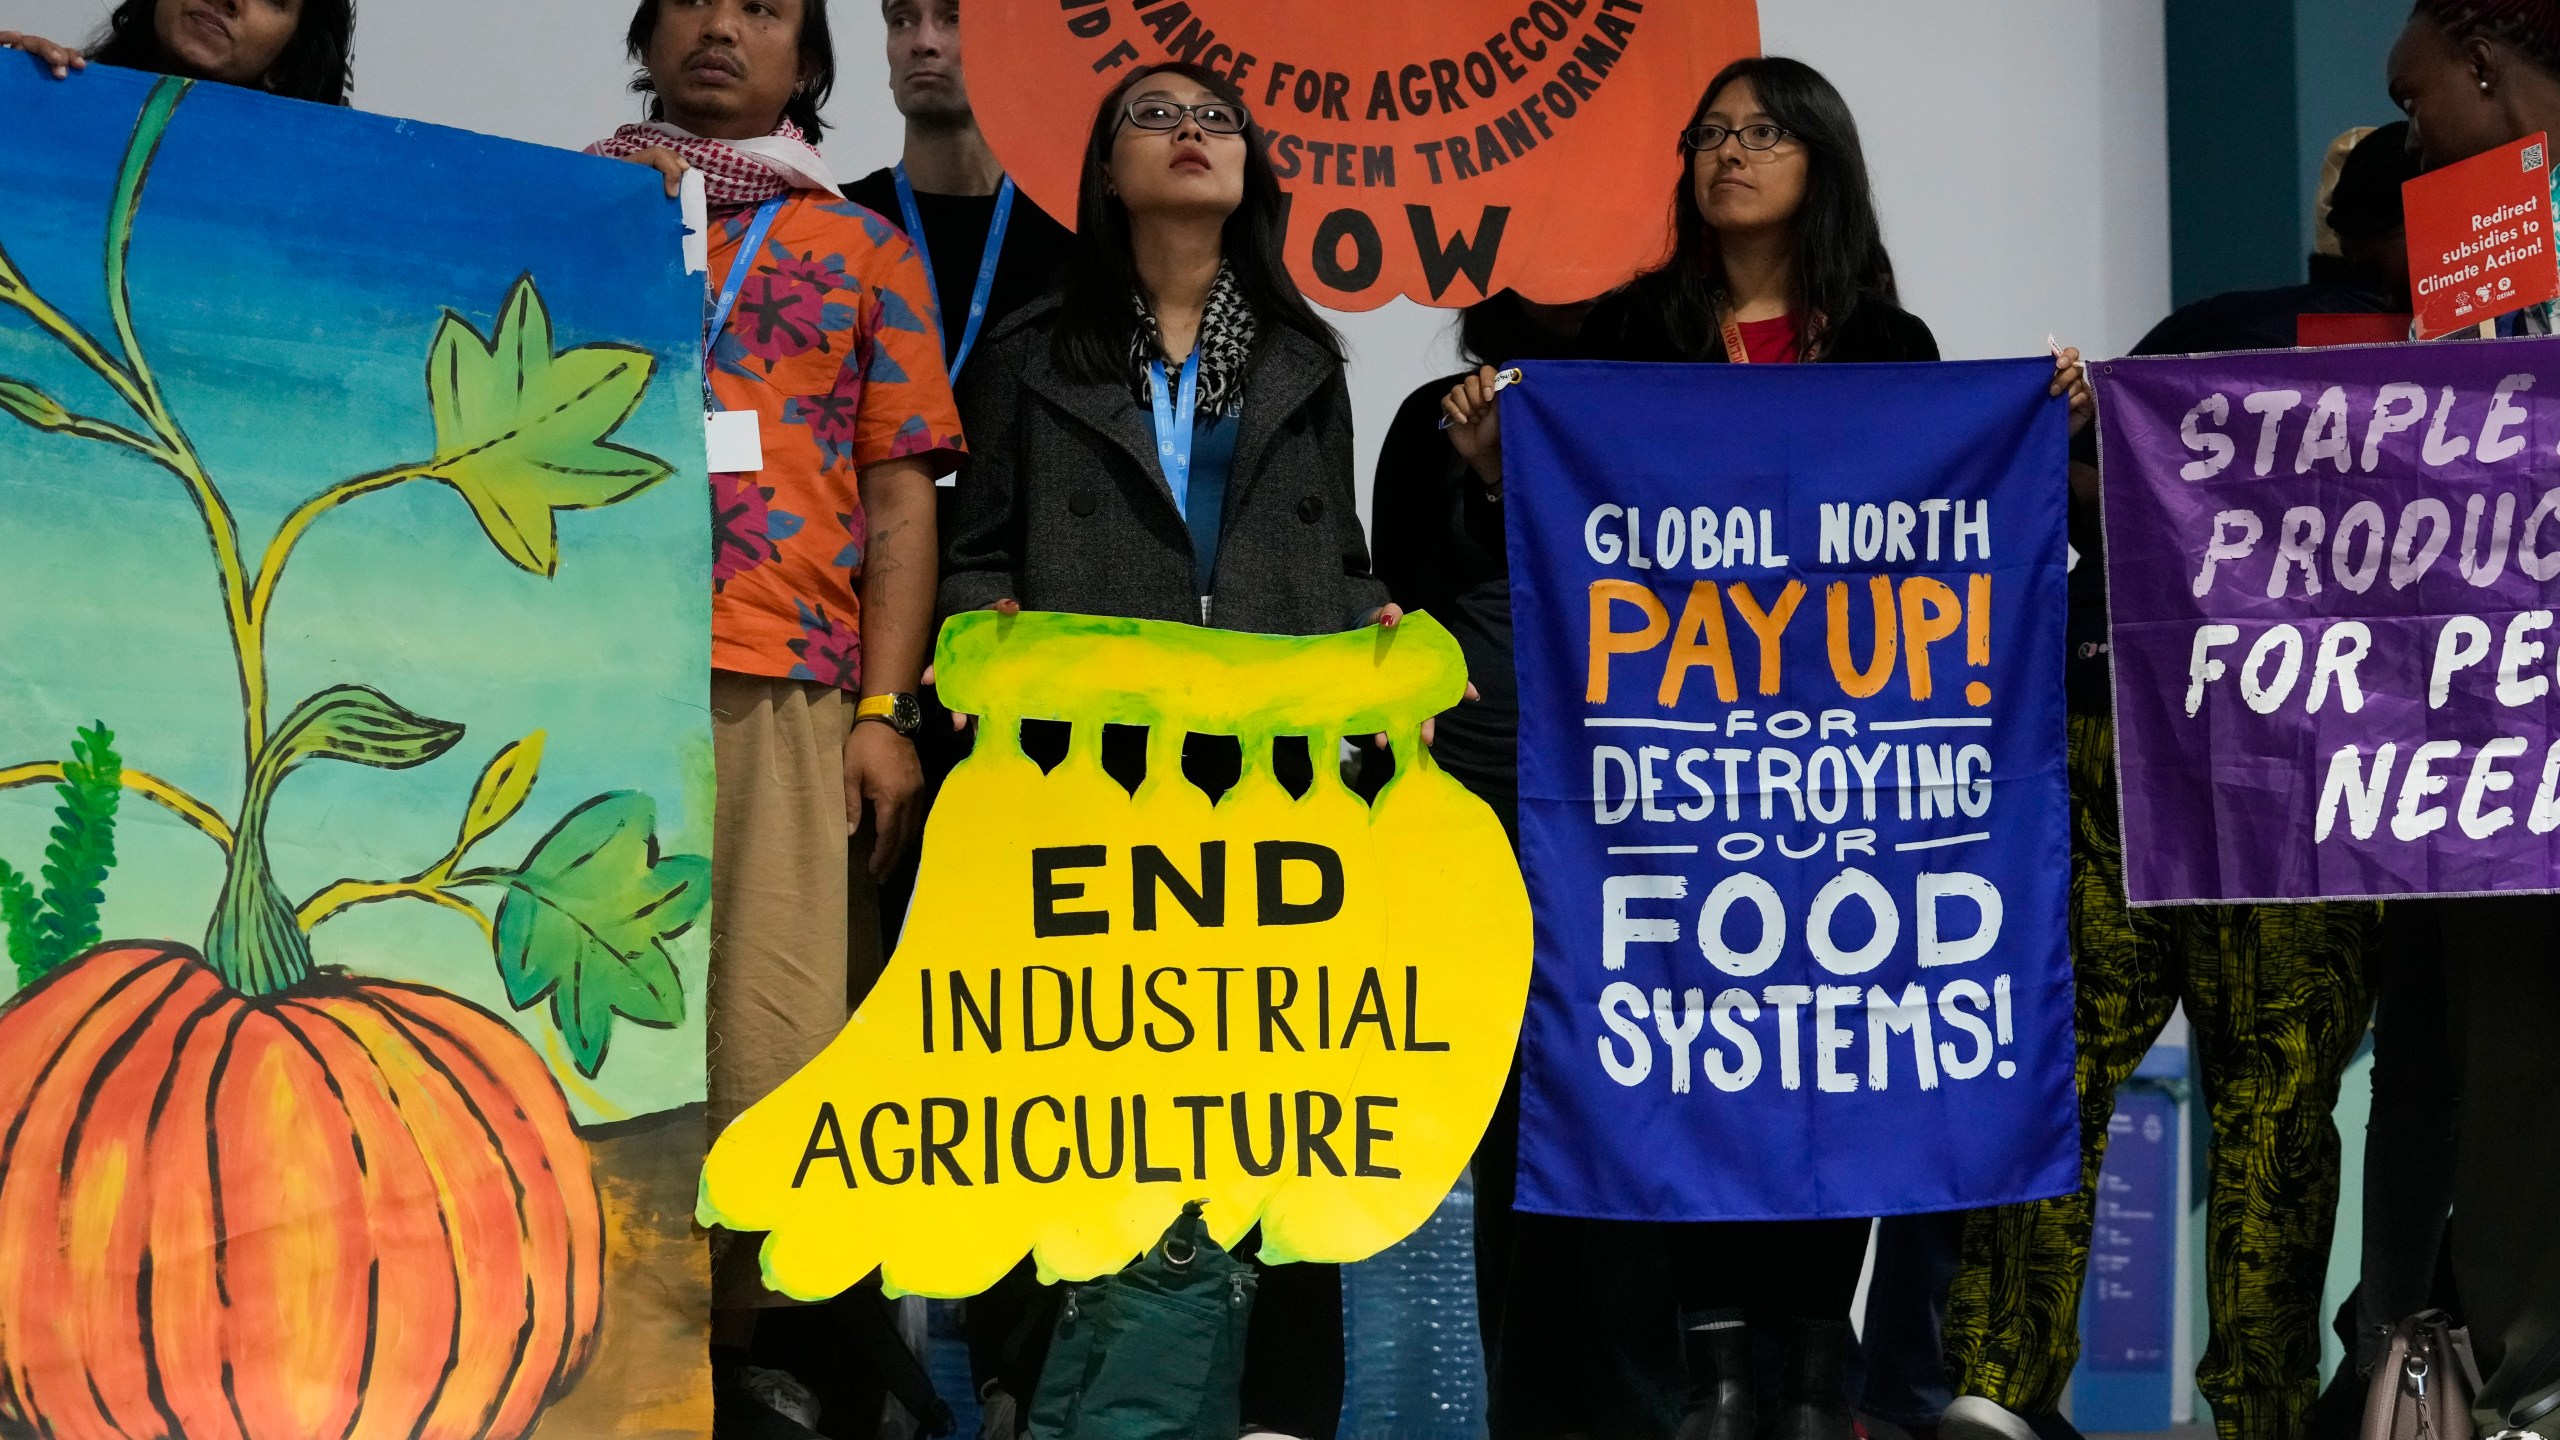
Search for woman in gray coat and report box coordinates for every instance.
[937,59,1400,1438]
[940,60,1390,637]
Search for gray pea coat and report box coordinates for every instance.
[940,294,1388,635]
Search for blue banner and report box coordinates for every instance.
[1503,358,2079,1220]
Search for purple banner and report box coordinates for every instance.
[2099,337,2560,903]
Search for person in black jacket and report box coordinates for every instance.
[1374,292,1706,1440]
[1443,56,2090,1440]
[2059,126,2420,1440]
[940,58,1398,1440]
[2132,122,2416,360]
[1371,292,1591,830]
[2338,7,2560,1433]
[1934,137,2395,1440]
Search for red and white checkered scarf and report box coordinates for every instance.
[586,118,834,211]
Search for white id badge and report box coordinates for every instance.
[705,409,764,474]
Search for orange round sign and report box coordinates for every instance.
[971,0,1764,311]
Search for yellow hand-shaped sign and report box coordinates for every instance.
[699,612,1532,1299]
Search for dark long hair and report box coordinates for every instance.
[1457,290,1590,366]
[1050,61,1342,384]
[1646,56,1895,361]
[2413,0,2560,74]
[624,0,837,142]
[89,0,353,105]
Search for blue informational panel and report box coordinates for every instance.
[2075,1084,2183,1431]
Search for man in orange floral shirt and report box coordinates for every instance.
[598,0,963,1348]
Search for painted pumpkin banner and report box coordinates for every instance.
[967,0,1763,311]
[700,612,1532,1300]
[0,65,712,1440]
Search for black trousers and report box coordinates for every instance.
[2351,904,2462,1352]
[2434,895,2560,1427]
[1859,1211,1966,1427]
[1666,1218,1873,1325]
[1475,1061,1688,1440]
[1436,782,1688,1440]
[1230,1230,1346,1440]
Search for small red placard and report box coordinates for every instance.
[2405,132,2560,339]
[2297,313,2412,348]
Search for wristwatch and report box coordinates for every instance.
[855,692,923,737]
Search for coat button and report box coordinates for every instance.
[1297,496,1324,523]
[1069,490,1098,517]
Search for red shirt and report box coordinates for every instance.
[1736,314,1801,364]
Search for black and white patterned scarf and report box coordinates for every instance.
[1130,262,1256,417]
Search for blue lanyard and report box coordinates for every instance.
[1149,348,1202,518]
[704,195,787,405]
[894,163,1016,381]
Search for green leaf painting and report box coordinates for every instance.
[0,863,39,987]
[0,76,705,1087]
[494,793,709,1078]
[262,686,468,780]
[456,732,547,856]
[0,376,72,431]
[427,276,672,577]
[0,724,123,987]
[36,726,121,972]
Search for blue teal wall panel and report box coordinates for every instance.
[2167,0,2304,304]
[2296,0,2416,253]
[2167,0,2413,309]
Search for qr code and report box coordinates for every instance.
[2528,142,2548,171]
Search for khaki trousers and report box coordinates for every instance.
[706,670,879,1308]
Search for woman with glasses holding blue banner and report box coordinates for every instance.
[940,59,1395,1439]
[1444,61,2092,469]
[1443,55,2092,1440]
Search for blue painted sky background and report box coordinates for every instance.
[0,62,712,1121]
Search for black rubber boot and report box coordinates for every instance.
[1763,1317,1857,1440]
[1673,1313,1755,1440]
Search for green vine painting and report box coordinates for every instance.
[0,71,713,1440]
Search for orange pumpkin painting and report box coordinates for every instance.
[0,72,714,1440]
[0,947,602,1440]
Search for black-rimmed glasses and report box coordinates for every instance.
[1682,123,1793,153]
[1123,99,1251,135]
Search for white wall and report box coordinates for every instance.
[12,0,2168,516]
[1760,0,2171,366]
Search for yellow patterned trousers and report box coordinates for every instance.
[1945,715,2374,1440]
